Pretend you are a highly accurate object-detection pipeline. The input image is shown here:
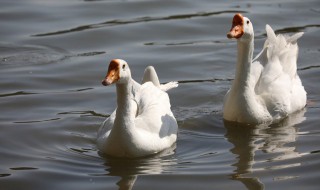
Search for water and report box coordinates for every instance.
[0,0,319,189]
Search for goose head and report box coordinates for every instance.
[102,59,131,86]
[227,13,254,42]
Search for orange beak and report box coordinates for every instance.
[227,13,244,39]
[102,59,120,86]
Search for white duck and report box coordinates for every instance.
[223,13,307,124]
[97,59,178,158]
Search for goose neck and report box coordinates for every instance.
[233,39,254,90]
[115,79,134,110]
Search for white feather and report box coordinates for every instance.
[98,62,178,157]
[223,20,306,124]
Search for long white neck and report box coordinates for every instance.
[224,34,271,123]
[114,79,136,130]
[231,38,254,93]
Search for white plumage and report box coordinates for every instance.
[223,14,306,124]
[97,59,178,158]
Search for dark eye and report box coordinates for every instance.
[247,20,250,24]
[122,64,125,69]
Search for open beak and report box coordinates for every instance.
[227,13,244,39]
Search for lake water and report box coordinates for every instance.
[0,0,319,189]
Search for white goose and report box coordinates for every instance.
[223,13,307,124]
[97,59,178,158]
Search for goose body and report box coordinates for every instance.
[223,14,306,124]
[97,59,178,157]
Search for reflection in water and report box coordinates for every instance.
[117,175,137,190]
[224,109,306,190]
[100,145,176,190]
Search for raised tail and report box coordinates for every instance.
[287,32,304,44]
[160,81,179,91]
[142,66,178,91]
[142,66,161,87]
[264,24,304,49]
[264,24,303,78]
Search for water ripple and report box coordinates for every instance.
[176,78,233,84]
[0,87,96,100]
[298,65,320,71]
[0,91,38,98]
[145,40,227,47]
[0,174,11,177]
[32,10,247,37]
[14,118,61,124]
[10,167,38,171]
[275,24,320,34]
[58,110,109,118]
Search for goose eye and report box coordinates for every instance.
[122,64,125,69]
[247,20,250,24]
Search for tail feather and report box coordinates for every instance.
[263,24,303,78]
[286,32,304,44]
[142,66,178,91]
[142,66,161,87]
[265,24,277,44]
[160,81,179,91]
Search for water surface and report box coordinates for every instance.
[0,0,320,189]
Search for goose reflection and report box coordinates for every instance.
[100,144,176,190]
[224,109,306,190]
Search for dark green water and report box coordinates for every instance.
[0,0,319,189]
